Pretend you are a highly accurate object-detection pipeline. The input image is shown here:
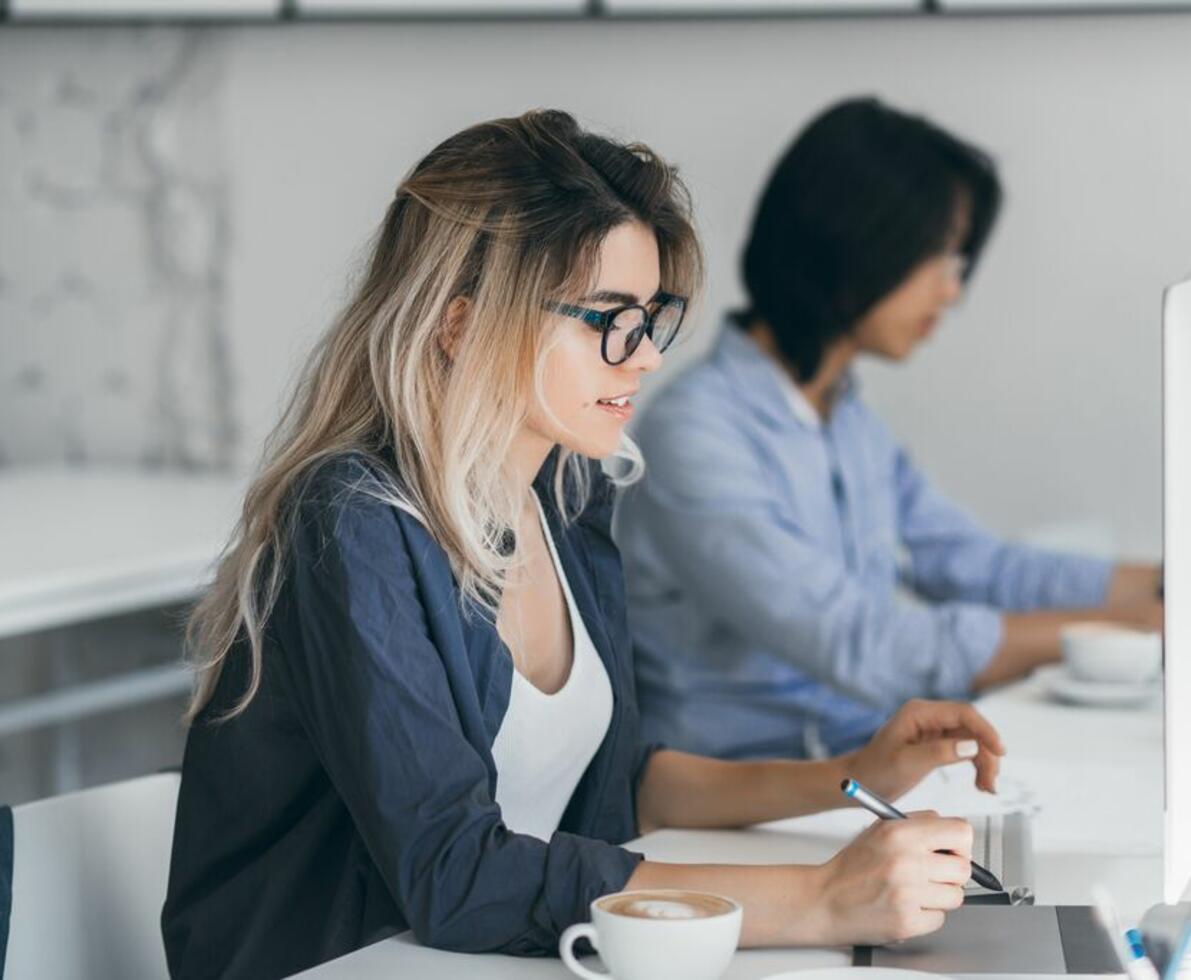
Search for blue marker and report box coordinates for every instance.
[841,778,1005,894]
[1124,929,1160,980]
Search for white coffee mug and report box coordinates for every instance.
[559,889,742,980]
[1060,622,1162,684]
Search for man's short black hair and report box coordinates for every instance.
[738,96,1002,381]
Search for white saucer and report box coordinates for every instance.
[1041,665,1160,707]
[761,970,952,980]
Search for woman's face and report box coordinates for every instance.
[525,220,664,459]
[852,209,970,362]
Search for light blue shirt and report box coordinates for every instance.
[615,325,1113,759]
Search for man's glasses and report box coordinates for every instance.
[546,291,688,366]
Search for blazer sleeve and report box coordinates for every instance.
[270,464,642,955]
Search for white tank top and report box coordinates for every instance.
[491,492,614,841]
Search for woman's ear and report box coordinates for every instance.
[439,296,471,360]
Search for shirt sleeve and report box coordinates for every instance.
[894,448,1114,611]
[271,467,642,955]
[630,409,1003,707]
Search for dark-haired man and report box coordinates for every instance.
[615,97,1162,761]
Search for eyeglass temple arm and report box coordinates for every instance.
[546,301,610,329]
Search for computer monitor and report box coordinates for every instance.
[1163,274,1191,905]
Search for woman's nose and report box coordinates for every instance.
[628,333,663,373]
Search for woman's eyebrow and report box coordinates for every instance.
[580,289,640,305]
[580,287,663,305]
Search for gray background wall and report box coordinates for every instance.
[6,13,1191,559]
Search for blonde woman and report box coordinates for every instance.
[161,110,1006,980]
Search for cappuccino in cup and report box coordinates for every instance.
[596,891,736,920]
[560,888,742,980]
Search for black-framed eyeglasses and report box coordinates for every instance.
[546,291,688,366]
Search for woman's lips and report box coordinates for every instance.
[595,395,633,421]
[596,397,634,421]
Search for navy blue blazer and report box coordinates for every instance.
[161,451,654,980]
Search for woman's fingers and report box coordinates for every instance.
[902,813,974,859]
[944,704,1005,756]
[938,725,1002,793]
[897,700,1006,758]
[887,700,1006,794]
[920,881,967,911]
[972,743,1001,793]
[926,851,972,886]
[830,815,969,946]
[903,908,948,939]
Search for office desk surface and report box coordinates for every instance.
[0,466,243,639]
[297,673,1163,979]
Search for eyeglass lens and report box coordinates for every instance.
[604,298,684,364]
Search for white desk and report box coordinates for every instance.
[297,672,1163,979]
[0,466,243,737]
[0,466,244,640]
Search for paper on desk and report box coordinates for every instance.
[896,758,1163,856]
[771,753,1160,857]
[769,764,1034,842]
[895,763,1040,818]
[973,677,1164,855]
[999,756,1162,856]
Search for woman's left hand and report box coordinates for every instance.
[843,699,1005,804]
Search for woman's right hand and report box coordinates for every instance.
[810,811,972,946]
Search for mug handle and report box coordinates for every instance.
[560,922,609,979]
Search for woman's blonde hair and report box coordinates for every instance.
[184,109,702,722]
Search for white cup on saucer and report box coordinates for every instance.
[559,889,742,980]
[1060,622,1162,685]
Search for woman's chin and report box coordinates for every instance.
[556,433,621,462]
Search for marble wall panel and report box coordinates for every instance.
[0,28,237,469]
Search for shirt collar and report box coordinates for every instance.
[773,368,823,431]
[713,320,856,432]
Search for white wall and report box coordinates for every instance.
[5,15,1179,551]
[221,14,1191,559]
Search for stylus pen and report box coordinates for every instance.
[841,778,1006,894]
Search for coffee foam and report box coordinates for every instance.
[597,891,736,921]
